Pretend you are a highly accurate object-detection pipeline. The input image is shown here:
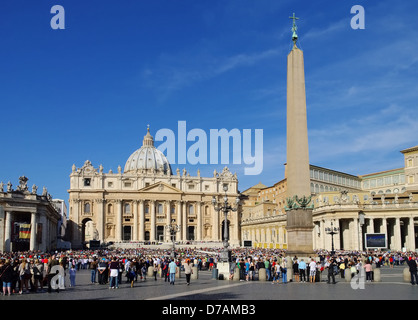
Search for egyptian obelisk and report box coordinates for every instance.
[285,14,315,256]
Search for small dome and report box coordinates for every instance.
[124,127,171,175]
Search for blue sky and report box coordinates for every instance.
[1,0,418,205]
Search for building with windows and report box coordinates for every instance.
[68,127,240,249]
[241,146,418,252]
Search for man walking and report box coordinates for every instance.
[168,259,177,285]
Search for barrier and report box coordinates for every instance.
[147,266,154,277]
[191,267,198,280]
[212,268,218,280]
[403,267,411,282]
[258,268,267,281]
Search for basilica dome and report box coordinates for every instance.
[124,127,171,175]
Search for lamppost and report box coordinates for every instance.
[358,211,365,251]
[166,219,180,258]
[325,220,340,257]
[212,185,240,262]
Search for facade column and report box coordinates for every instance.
[165,200,171,242]
[96,199,105,243]
[182,201,187,241]
[139,200,145,241]
[213,205,219,241]
[4,211,12,252]
[176,201,182,241]
[116,200,122,242]
[30,211,36,251]
[72,199,81,246]
[197,202,202,241]
[150,200,156,241]
[133,200,138,241]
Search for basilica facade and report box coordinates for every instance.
[68,128,240,249]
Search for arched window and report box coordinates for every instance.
[84,202,90,213]
[188,204,194,215]
[107,204,113,214]
[157,203,163,214]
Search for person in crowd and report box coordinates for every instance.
[405,255,418,285]
[325,258,337,284]
[309,258,317,283]
[108,256,119,289]
[298,259,307,283]
[0,259,14,296]
[69,263,76,287]
[183,259,193,285]
[168,259,177,285]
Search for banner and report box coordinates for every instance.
[19,223,31,239]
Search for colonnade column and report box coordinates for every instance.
[408,217,416,251]
[30,211,36,251]
[394,218,402,250]
[4,211,12,252]
[352,216,359,251]
[367,217,375,234]
[381,218,387,241]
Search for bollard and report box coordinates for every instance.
[212,268,218,280]
[258,268,267,281]
[191,267,198,280]
[147,266,154,277]
[373,268,381,282]
[176,266,181,279]
[403,267,411,282]
[287,264,293,282]
[344,269,352,282]
[233,267,240,281]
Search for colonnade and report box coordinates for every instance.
[314,215,417,252]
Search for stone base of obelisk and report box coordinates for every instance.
[286,208,316,259]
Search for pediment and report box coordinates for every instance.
[140,182,182,194]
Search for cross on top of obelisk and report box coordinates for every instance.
[289,13,299,46]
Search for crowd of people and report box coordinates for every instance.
[1,247,417,296]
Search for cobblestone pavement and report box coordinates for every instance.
[1,265,417,301]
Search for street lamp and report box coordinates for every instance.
[212,184,240,262]
[358,211,365,251]
[166,219,180,258]
[325,220,340,257]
